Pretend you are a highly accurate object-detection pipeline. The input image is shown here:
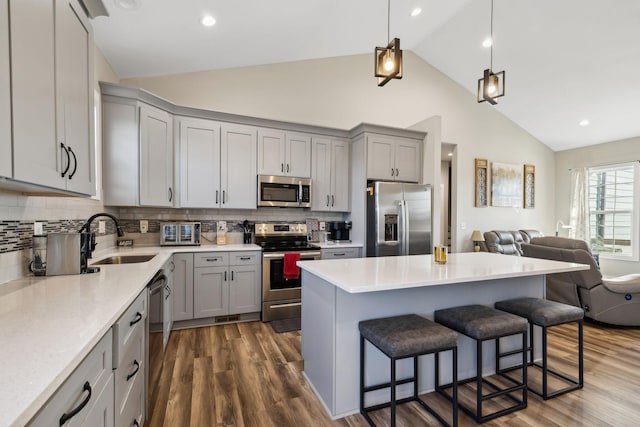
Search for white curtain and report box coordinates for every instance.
[568,167,589,241]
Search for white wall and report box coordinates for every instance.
[122,51,557,252]
[555,136,640,276]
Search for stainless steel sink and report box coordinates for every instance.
[91,254,157,265]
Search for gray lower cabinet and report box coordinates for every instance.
[173,253,194,322]
[28,330,114,427]
[175,251,261,322]
[112,290,147,427]
[320,247,362,260]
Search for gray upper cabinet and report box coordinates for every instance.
[139,104,174,207]
[177,118,256,209]
[0,0,9,178]
[312,137,350,212]
[9,0,94,196]
[102,99,174,207]
[257,129,311,178]
[366,134,421,183]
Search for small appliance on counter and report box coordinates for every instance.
[160,222,201,246]
[46,233,82,276]
[327,221,352,242]
[29,235,47,276]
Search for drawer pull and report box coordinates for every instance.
[240,257,251,260]
[126,360,140,381]
[205,258,220,262]
[332,253,346,256]
[129,312,143,327]
[59,381,91,425]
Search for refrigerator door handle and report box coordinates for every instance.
[398,200,408,256]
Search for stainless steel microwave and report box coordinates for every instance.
[258,175,311,208]
[160,222,201,246]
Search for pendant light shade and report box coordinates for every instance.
[477,0,505,104]
[375,38,403,87]
[477,68,505,104]
[374,0,403,87]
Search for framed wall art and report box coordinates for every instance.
[523,164,535,209]
[491,162,523,207]
[474,158,488,207]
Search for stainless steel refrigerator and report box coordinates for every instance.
[366,181,432,257]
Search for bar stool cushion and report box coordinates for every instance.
[434,304,527,340]
[359,314,457,358]
[495,297,584,327]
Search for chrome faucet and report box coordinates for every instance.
[79,213,125,260]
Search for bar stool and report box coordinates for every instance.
[434,304,528,423]
[359,314,458,427]
[494,297,584,399]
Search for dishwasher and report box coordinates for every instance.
[147,269,168,413]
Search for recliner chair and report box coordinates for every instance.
[482,230,544,255]
[521,236,640,326]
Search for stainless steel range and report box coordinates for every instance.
[255,223,320,321]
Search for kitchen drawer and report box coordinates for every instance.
[114,323,144,419]
[229,251,260,266]
[119,370,144,427]
[112,290,147,369]
[28,330,113,427]
[194,252,229,267]
[321,247,361,259]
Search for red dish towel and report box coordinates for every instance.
[283,253,301,280]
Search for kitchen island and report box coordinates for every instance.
[297,252,588,420]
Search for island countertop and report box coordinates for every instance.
[297,252,589,293]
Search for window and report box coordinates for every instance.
[587,162,639,259]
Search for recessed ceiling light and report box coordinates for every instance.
[448,152,453,157]
[201,14,216,27]
[411,8,422,17]
[113,0,140,11]
[579,119,590,126]
[482,37,492,48]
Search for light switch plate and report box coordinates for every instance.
[140,220,148,233]
[34,222,43,235]
[98,220,106,234]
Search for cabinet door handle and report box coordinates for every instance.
[222,190,226,204]
[168,187,173,202]
[129,312,143,327]
[231,271,234,281]
[67,146,78,179]
[326,195,329,206]
[331,195,334,207]
[286,163,290,173]
[126,360,140,381]
[240,257,251,260]
[391,168,394,177]
[60,143,71,178]
[215,190,219,204]
[395,168,399,177]
[59,381,91,426]
[224,271,227,281]
[281,163,284,172]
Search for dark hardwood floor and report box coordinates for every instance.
[146,320,640,427]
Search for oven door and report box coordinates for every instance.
[262,251,320,320]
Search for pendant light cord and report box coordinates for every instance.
[387,0,391,42]
[490,0,494,70]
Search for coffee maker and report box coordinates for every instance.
[327,221,352,242]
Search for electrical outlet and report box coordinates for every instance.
[98,220,106,234]
[319,221,326,230]
[34,222,43,235]
[140,220,148,234]
[460,222,467,230]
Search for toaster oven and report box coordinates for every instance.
[160,222,201,246]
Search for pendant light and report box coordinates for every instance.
[477,0,505,104]
[375,0,403,87]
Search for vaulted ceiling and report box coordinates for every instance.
[92,0,640,151]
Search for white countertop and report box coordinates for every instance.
[310,241,363,249]
[0,244,260,427]
[297,252,589,293]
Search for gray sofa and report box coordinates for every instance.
[482,229,544,255]
[521,236,640,326]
